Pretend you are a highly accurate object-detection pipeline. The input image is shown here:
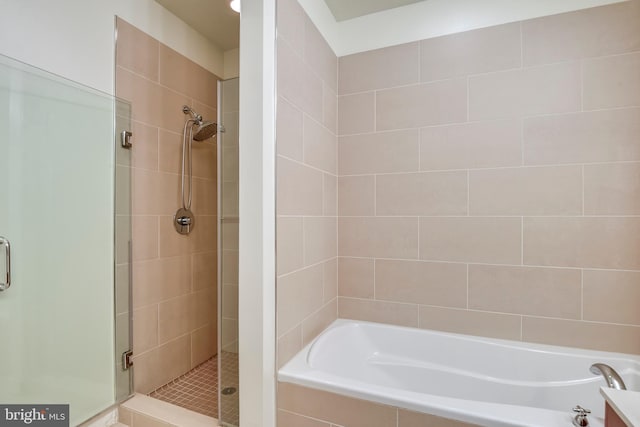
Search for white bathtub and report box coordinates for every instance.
[278,320,640,427]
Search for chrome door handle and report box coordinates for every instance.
[0,236,10,291]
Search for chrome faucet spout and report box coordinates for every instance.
[590,363,627,390]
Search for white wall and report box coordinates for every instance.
[224,48,240,79]
[0,0,225,94]
[298,0,628,56]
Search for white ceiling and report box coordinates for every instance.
[154,0,239,51]
[155,0,628,58]
[298,0,628,57]
[324,0,427,21]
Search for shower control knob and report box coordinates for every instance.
[177,216,192,226]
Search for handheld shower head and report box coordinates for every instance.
[193,120,218,141]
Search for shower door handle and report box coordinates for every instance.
[0,236,10,291]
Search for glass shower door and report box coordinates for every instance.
[219,77,239,426]
[0,54,121,425]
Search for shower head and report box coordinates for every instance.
[193,120,218,141]
[182,105,218,141]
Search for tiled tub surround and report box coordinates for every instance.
[336,0,640,356]
[275,0,339,369]
[276,1,640,425]
[115,18,219,394]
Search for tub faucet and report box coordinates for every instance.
[590,363,626,390]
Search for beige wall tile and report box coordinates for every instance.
[131,121,159,171]
[133,256,191,309]
[132,216,158,261]
[278,38,323,123]
[276,0,305,56]
[302,299,337,346]
[278,410,331,427]
[277,217,304,275]
[133,169,180,216]
[221,249,239,284]
[116,18,159,81]
[191,177,217,216]
[159,44,218,108]
[524,217,640,270]
[157,129,181,174]
[468,265,581,318]
[192,215,217,254]
[191,323,216,367]
[133,334,191,393]
[377,171,468,216]
[338,297,419,327]
[277,157,324,215]
[158,294,191,344]
[278,383,397,427]
[420,120,522,171]
[339,42,419,94]
[192,251,217,291]
[339,129,419,175]
[222,283,238,319]
[192,288,216,330]
[376,260,467,307]
[420,217,521,264]
[583,52,640,110]
[338,92,375,135]
[116,216,130,264]
[304,18,337,92]
[221,182,239,217]
[420,23,521,82]
[338,175,375,216]
[583,270,640,326]
[339,217,419,259]
[303,217,337,265]
[221,221,239,251]
[418,306,521,341]
[524,108,640,165]
[277,264,324,335]
[115,166,131,216]
[338,257,375,299]
[323,258,338,303]
[133,305,158,354]
[584,162,640,215]
[304,115,337,174]
[469,166,582,215]
[222,145,239,184]
[469,62,581,121]
[522,316,640,355]
[323,85,337,133]
[278,324,302,369]
[399,409,480,427]
[376,79,467,130]
[323,173,337,216]
[522,1,640,66]
[192,139,217,181]
[277,96,303,161]
[116,66,162,127]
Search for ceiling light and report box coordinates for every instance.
[230,0,240,13]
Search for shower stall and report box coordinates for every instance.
[114,17,240,425]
